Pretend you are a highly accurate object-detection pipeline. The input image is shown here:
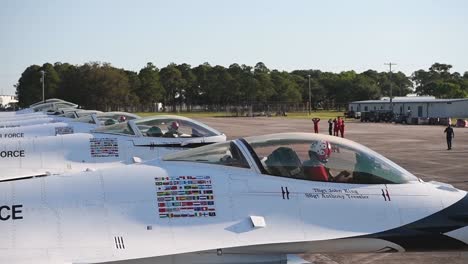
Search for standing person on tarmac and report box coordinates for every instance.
[312,118,320,133]
[328,119,333,135]
[335,116,341,137]
[339,117,345,138]
[444,124,455,150]
[334,117,341,136]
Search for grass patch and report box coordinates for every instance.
[135,112,227,118]
[135,110,349,120]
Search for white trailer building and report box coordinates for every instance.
[349,96,468,118]
[0,95,18,107]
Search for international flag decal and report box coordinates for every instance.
[155,176,216,218]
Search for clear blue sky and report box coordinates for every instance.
[1,0,467,95]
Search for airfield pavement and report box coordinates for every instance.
[196,116,468,264]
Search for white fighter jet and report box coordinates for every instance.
[0,109,101,123]
[0,112,140,138]
[1,98,79,116]
[0,108,106,128]
[0,115,226,181]
[0,133,466,264]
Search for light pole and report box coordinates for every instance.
[40,70,46,102]
[307,74,311,115]
[384,62,396,112]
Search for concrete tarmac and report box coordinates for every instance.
[197,116,468,264]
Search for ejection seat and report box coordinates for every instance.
[264,147,304,178]
[146,126,163,137]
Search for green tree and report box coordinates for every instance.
[15,65,42,107]
[176,63,197,111]
[160,64,184,112]
[412,63,466,98]
[137,62,164,111]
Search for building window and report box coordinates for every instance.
[364,106,368,111]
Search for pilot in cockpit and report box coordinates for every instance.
[163,121,182,138]
[303,140,351,182]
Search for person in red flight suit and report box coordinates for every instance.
[333,117,340,136]
[303,140,332,181]
[303,140,351,182]
[312,117,320,133]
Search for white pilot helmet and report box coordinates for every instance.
[309,140,332,162]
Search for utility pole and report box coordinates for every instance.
[384,63,396,112]
[307,74,311,115]
[40,70,46,102]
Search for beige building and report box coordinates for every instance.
[349,96,468,118]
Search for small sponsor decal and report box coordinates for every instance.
[55,126,74,135]
[89,138,119,157]
[155,176,216,218]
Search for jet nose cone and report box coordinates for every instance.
[444,194,468,249]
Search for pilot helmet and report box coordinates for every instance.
[119,115,127,122]
[169,121,179,131]
[309,140,332,162]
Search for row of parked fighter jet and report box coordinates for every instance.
[1,98,467,264]
[0,99,227,181]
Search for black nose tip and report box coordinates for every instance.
[363,193,468,252]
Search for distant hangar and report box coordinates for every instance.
[348,96,468,118]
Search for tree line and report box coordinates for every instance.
[15,62,468,111]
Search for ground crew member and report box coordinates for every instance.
[339,117,345,138]
[444,125,454,150]
[312,118,320,133]
[333,118,339,136]
[328,119,333,135]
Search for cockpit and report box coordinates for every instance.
[92,115,223,138]
[29,98,72,107]
[163,133,418,184]
[74,112,140,126]
[95,112,140,126]
[57,110,103,119]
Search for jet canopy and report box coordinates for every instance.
[74,112,140,126]
[30,100,78,112]
[29,98,72,107]
[57,109,103,119]
[93,115,223,138]
[163,133,419,185]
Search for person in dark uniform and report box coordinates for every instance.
[333,118,339,136]
[444,125,455,150]
[328,119,333,135]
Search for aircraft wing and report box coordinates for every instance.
[71,250,307,264]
